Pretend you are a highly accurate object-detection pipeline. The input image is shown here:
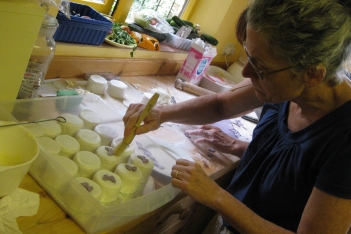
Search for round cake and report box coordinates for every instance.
[93,170,122,203]
[94,124,118,146]
[42,155,78,191]
[37,136,61,155]
[95,146,121,172]
[55,135,80,158]
[76,177,102,200]
[79,109,102,130]
[37,120,62,138]
[114,163,142,199]
[73,151,101,179]
[107,80,127,99]
[76,129,101,152]
[111,137,135,163]
[24,123,44,138]
[59,113,83,136]
[128,154,154,183]
[65,177,101,215]
[140,92,153,105]
[128,154,154,196]
[54,155,79,177]
[86,75,107,95]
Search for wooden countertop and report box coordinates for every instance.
[16,75,245,233]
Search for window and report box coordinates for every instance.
[126,0,189,21]
[72,0,195,22]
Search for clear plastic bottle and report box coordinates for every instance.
[17,13,58,99]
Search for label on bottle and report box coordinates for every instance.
[17,67,42,99]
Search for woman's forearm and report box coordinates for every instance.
[158,79,260,125]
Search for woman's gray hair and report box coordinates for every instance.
[247,0,351,85]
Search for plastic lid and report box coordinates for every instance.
[42,13,59,28]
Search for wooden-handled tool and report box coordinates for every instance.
[113,92,159,156]
[174,79,215,96]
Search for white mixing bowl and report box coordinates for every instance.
[0,122,39,197]
[199,65,245,93]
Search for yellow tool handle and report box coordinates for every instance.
[124,92,159,144]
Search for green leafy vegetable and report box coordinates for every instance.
[107,22,137,57]
[107,22,137,46]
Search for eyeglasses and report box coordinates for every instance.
[243,41,295,80]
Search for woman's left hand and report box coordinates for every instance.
[171,159,222,209]
[186,124,248,157]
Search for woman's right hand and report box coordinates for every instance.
[122,103,162,137]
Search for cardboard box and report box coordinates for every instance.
[176,42,217,85]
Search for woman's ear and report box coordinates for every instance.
[304,65,326,87]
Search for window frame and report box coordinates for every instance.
[72,0,115,14]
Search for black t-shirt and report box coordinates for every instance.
[224,101,351,232]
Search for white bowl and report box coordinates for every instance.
[199,65,245,93]
[0,122,39,197]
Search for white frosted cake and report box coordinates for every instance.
[111,137,135,163]
[76,129,101,152]
[65,177,101,215]
[54,155,79,177]
[93,170,122,203]
[37,136,61,155]
[86,75,107,95]
[114,163,142,200]
[107,80,127,99]
[37,120,62,138]
[140,92,153,105]
[24,123,45,138]
[94,124,118,146]
[79,109,102,130]
[42,155,79,192]
[55,135,80,158]
[95,146,122,172]
[73,151,101,179]
[59,113,83,136]
[128,154,154,183]
[76,177,102,200]
[128,154,154,196]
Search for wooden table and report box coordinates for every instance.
[17,76,246,234]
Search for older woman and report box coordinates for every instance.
[122,0,351,233]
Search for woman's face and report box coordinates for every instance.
[242,25,306,103]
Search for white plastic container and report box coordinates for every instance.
[0,122,39,197]
[0,94,178,233]
[199,65,245,93]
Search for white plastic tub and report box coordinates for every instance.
[199,65,245,93]
[0,95,178,234]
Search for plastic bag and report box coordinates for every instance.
[4,0,71,19]
[59,0,71,19]
[41,0,71,19]
[133,9,174,34]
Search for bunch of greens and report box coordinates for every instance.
[107,22,137,57]
[108,22,136,45]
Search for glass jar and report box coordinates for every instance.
[17,13,58,99]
